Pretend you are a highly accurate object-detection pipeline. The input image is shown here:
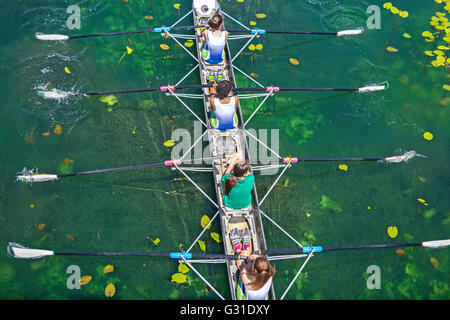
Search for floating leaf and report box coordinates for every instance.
[248,44,256,51]
[200,215,211,229]
[198,240,206,252]
[178,263,190,274]
[160,44,170,50]
[66,234,74,241]
[423,132,433,140]
[53,124,63,135]
[396,249,405,255]
[289,58,300,65]
[30,204,34,208]
[42,132,51,137]
[386,46,398,52]
[237,0,245,2]
[25,136,35,144]
[306,213,311,218]
[403,33,412,38]
[37,223,46,230]
[255,44,263,51]
[99,95,118,106]
[319,195,342,213]
[64,67,71,74]
[163,140,175,147]
[256,13,266,19]
[367,206,371,210]
[126,46,133,54]
[173,3,181,10]
[184,39,194,47]
[422,31,433,38]
[211,232,221,243]
[249,73,258,78]
[284,178,289,186]
[399,11,409,18]
[171,273,187,284]
[105,283,116,297]
[103,264,114,273]
[443,84,450,91]
[417,198,427,203]
[438,45,449,50]
[63,158,74,166]
[79,275,92,285]
[249,21,257,26]
[430,257,439,268]
[425,50,435,57]
[144,15,154,20]
[387,226,398,239]
[390,7,399,14]
[383,3,393,10]
[152,237,160,245]
[338,164,348,171]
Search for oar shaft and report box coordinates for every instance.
[84,84,210,96]
[70,29,153,39]
[234,87,359,92]
[58,156,220,178]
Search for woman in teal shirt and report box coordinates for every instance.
[221,154,254,209]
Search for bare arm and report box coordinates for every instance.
[222,153,240,175]
[209,87,216,111]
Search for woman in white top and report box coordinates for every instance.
[209,80,238,130]
[236,245,275,300]
[202,13,227,64]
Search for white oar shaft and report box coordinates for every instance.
[359,85,386,92]
[17,174,59,183]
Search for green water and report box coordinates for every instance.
[0,0,449,300]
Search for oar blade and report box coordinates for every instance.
[337,28,364,36]
[17,174,58,184]
[383,151,420,164]
[8,243,54,259]
[422,239,450,249]
[36,33,69,41]
[358,85,386,92]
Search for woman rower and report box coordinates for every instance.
[201,13,227,64]
[210,80,239,130]
[235,247,275,300]
[221,153,254,209]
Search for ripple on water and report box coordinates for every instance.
[304,0,368,47]
[11,42,89,133]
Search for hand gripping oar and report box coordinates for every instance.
[35,25,204,41]
[38,84,211,99]
[7,243,239,260]
[258,239,450,255]
[16,156,221,184]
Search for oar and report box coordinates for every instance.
[259,239,450,255]
[235,84,387,93]
[17,156,221,184]
[226,28,364,36]
[249,152,419,165]
[35,25,204,41]
[8,243,240,260]
[38,84,210,99]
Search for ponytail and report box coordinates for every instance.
[224,175,237,195]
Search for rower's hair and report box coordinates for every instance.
[233,161,250,177]
[208,13,223,30]
[247,257,275,291]
[224,175,237,195]
[216,80,232,99]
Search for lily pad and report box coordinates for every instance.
[105,283,116,297]
[319,195,342,213]
[171,273,187,284]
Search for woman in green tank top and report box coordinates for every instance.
[221,154,254,209]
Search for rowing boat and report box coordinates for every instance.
[10,0,450,302]
[192,0,274,300]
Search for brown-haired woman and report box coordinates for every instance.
[221,153,254,210]
[201,13,227,64]
[236,248,275,300]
